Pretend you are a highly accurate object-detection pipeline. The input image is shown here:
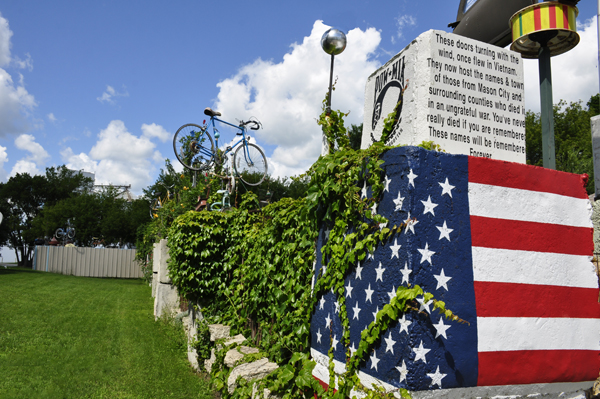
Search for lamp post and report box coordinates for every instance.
[321,28,347,115]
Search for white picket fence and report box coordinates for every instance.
[33,246,142,278]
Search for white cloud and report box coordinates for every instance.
[97,85,129,104]
[0,14,36,138]
[0,13,12,67]
[10,160,41,177]
[47,113,56,122]
[12,53,32,71]
[524,16,599,113]
[213,20,381,178]
[62,120,166,193]
[9,134,47,177]
[60,147,97,173]
[141,123,171,142]
[11,134,49,177]
[0,68,36,137]
[0,145,8,182]
[392,15,417,44]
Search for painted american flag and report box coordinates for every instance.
[310,146,599,393]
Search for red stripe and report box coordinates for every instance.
[468,157,589,199]
[474,281,600,318]
[534,6,542,31]
[563,5,569,28]
[478,350,599,386]
[549,5,556,28]
[471,216,593,256]
[313,376,334,398]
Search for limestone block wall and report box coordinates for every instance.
[151,242,159,298]
[153,238,179,319]
[149,242,280,396]
[311,146,599,394]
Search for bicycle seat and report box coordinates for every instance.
[204,107,221,117]
[216,189,228,194]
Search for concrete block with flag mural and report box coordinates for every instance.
[310,146,599,393]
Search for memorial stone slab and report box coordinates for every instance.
[361,29,525,163]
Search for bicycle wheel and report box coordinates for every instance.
[173,124,215,171]
[233,143,268,186]
[67,228,75,239]
[55,228,64,239]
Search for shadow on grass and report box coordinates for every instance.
[0,267,40,275]
[0,267,145,284]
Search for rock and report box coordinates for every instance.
[182,312,200,371]
[187,346,200,371]
[225,345,260,367]
[252,383,278,399]
[175,310,189,322]
[204,348,216,374]
[224,334,246,347]
[224,349,244,368]
[208,324,231,341]
[228,358,279,394]
[240,346,259,355]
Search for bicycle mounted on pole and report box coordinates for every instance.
[173,108,268,187]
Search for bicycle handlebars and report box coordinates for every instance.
[239,120,261,130]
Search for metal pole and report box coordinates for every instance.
[327,54,334,115]
[539,44,556,169]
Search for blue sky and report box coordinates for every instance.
[0,0,598,195]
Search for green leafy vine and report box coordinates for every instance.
[163,95,461,398]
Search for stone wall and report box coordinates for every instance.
[152,239,179,319]
[150,238,280,398]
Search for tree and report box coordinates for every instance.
[33,186,151,248]
[348,123,363,151]
[526,94,599,193]
[0,166,92,266]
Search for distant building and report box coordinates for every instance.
[79,171,95,182]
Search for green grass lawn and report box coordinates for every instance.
[0,267,214,399]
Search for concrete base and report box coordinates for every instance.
[411,381,593,399]
[154,282,179,319]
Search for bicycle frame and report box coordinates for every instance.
[174,111,267,185]
[207,116,256,165]
[210,189,231,211]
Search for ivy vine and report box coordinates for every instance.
[162,96,463,398]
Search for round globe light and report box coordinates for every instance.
[321,28,347,55]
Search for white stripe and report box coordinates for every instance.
[468,182,592,228]
[310,348,401,398]
[478,317,600,352]
[472,247,597,288]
